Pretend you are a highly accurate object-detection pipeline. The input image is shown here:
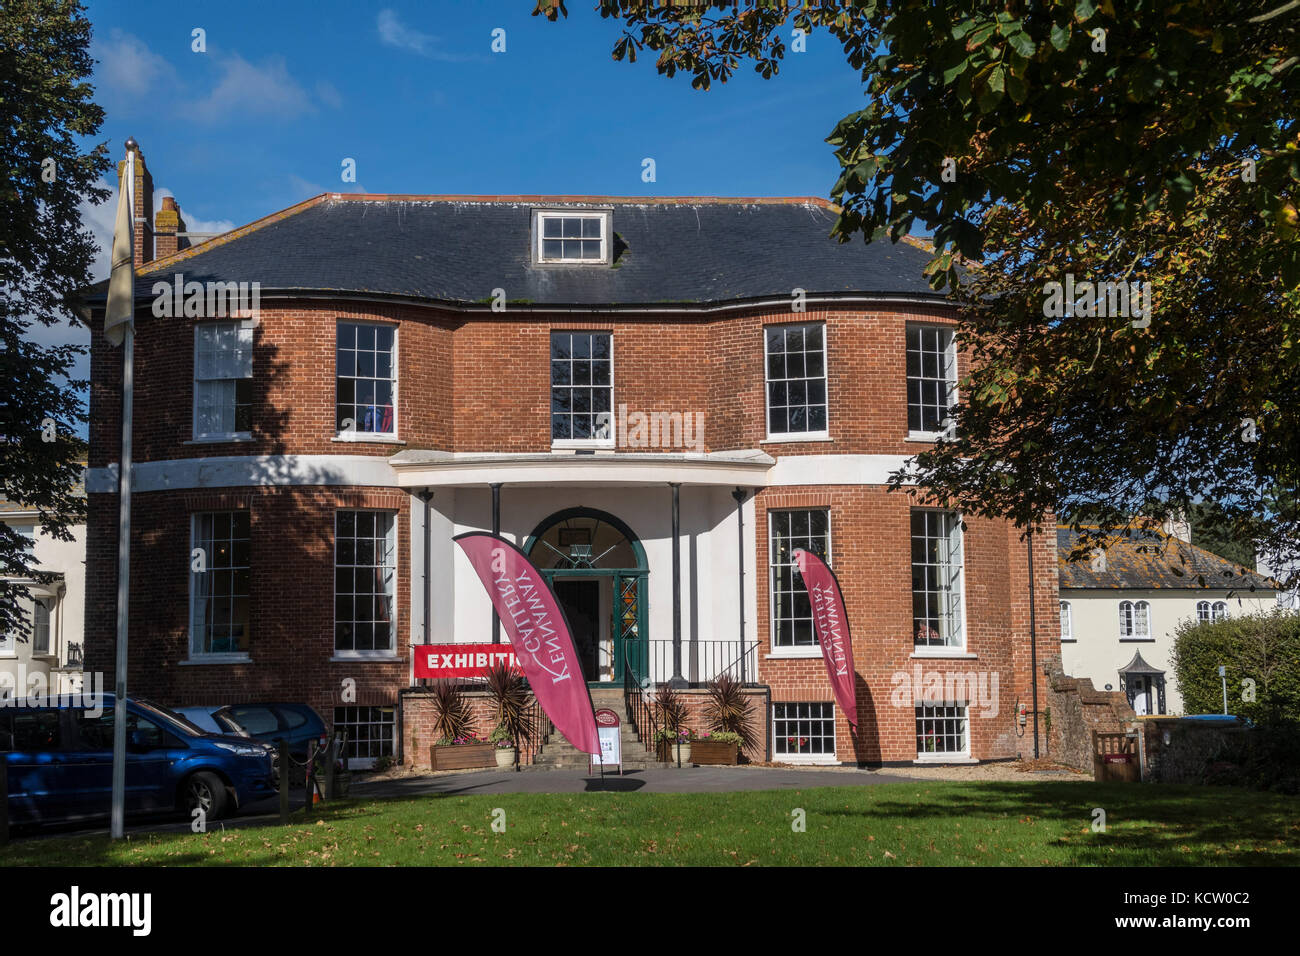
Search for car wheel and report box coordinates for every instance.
[184,771,229,820]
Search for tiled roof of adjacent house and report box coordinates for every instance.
[82,195,945,309]
[1057,526,1278,591]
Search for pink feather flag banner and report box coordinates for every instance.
[453,531,600,754]
[793,548,859,729]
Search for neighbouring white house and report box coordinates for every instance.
[1,484,86,698]
[1057,524,1280,716]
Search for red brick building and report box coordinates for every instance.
[83,145,1058,768]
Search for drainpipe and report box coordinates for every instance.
[732,488,747,683]
[1028,528,1040,759]
[418,490,433,688]
[670,482,685,687]
[491,483,502,644]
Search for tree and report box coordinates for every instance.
[536,1,1300,585]
[1171,612,1300,723]
[0,0,109,638]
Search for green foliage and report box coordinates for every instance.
[428,680,474,742]
[703,674,757,753]
[0,0,108,637]
[654,683,686,734]
[538,0,1300,588]
[1170,612,1300,722]
[484,661,535,751]
[1189,502,1257,570]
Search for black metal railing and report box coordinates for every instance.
[647,639,759,685]
[623,661,659,752]
[518,695,549,766]
[64,642,84,668]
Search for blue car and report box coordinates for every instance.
[176,702,330,763]
[1,695,276,826]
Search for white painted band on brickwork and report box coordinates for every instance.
[84,453,920,493]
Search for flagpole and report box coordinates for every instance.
[110,140,137,840]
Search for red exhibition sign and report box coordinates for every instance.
[413,644,523,679]
[453,531,600,755]
[793,548,859,729]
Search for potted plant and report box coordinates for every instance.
[489,724,517,768]
[653,726,694,764]
[428,680,495,770]
[653,684,691,764]
[485,660,535,770]
[699,674,757,764]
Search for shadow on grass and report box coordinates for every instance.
[817,780,1299,866]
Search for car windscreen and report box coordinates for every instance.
[135,699,209,737]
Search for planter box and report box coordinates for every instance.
[691,741,739,765]
[430,743,496,771]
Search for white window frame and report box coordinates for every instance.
[763,321,830,441]
[333,704,397,770]
[1119,599,1152,639]
[767,507,833,658]
[1196,599,1211,623]
[533,209,612,265]
[192,320,254,441]
[905,323,958,441]
[915,701,970,761]
[772,702,838,764]
[333,510,399,659]
[1059,599,1073,641]
[550,331,615,449]
[188,511,252,662]
[335,321,399,441]
[911,509,967,655]
[32,598,52,657]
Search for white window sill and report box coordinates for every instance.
[760,433,831,444]
[910,649,973,659]
[905,433,947,443]
[185,434,253,445]
[179,654,252,666]
[551,441,616,452]
[330,652,400,663]
[0,652,17,660]
[775,755,839,765]
[332,433,405,445]
[765,648,824,660]
[1119,638,1155,643]
[913,755,977,765]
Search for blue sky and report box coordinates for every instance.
[80,0,870,270]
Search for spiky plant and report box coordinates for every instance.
[655,683,686,735]
[429,679,473,743]
[485,661,535,751]
[703,673,757,754]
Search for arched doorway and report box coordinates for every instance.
[523,508,648,685]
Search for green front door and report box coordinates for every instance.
[541,569,646,685]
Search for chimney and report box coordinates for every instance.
[1162,513,1191,543]
[115,142,154,268]
[154,196,186,260]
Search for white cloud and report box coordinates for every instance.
[376,9,476,61]
[315,80,343,109]
[79,179,118,282]
[189,53,315,123]
[377,9,433,54]
[93,28,177,101]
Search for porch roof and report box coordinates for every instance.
[388,448,774,488]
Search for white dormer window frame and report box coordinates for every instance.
[533,209,613,265]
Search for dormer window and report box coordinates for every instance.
[534,209,611,264]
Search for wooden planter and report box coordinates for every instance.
[430,743,496,771]
[691,741,739,765]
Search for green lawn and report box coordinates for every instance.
[2,781,1296,866]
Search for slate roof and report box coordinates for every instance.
[80,195,945,309]
[1057,526,1278,591]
